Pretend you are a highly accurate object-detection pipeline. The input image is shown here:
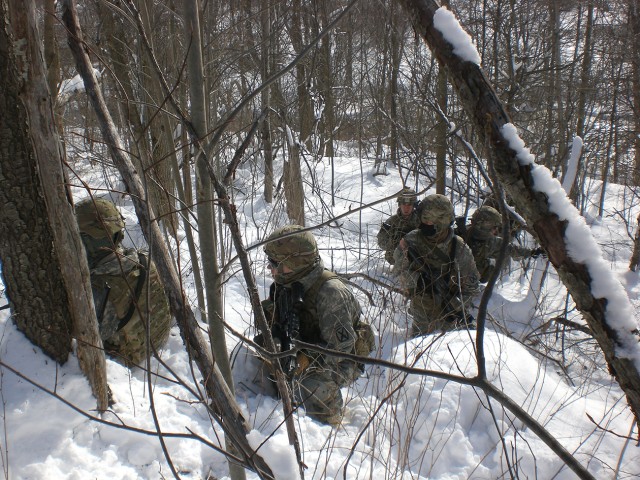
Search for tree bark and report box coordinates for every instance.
[568,2,593,201]
[631,0,640,186]
[434,64,448,195]
[630,214,640,272]
[396,0,640,430]
[182,2,244,479]
[61,2,273,477]
[0,0,108,410]
[260,0,274,204]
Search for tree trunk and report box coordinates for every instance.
[139,0,177,239]
[435,64,448,195]
[631,0,640,185]
[568,2,593,201]
[630,214,640,272]
[283,132,306,226]
[388,1,402,168]
[396,0,640,431]
[291,0,313,148]
[0,0,108,410]
[60,2,272,476]
[260,0,274,204]
[182,2,243,478]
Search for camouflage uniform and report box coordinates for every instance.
[377,189,420,264]
[465,206,540,283]
[260,225,373,426]
[75,198,172,367]
[394,195,480,336]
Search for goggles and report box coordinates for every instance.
[267,257,280,268]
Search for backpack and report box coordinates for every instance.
[91,248,172,366]
[304,270,375,358]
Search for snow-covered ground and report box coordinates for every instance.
[1,146,639,479]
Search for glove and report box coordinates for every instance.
[530,247,546,259]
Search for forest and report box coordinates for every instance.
[1,0,640,479]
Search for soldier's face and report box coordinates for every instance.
[268,258,293,277]
[399,204,413,217]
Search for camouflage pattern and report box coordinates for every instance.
[264,225,319,283]
[420,194,455,228]
[397,188,418,205]
[75,198,125,240]
[466,207,536,282]
[261,257,367,425]
[377,210,420,264]
[471,206,501,233]
[75,198,125,268]
[481,193,523,239]
[90,247,172,366]
[76,198,172,367]
[394,227,480,336]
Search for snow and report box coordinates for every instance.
[501,122,640,366]
[433,7,482,65]
[562,136,583,194]
[59,69,101,97]
[1,145,639,479]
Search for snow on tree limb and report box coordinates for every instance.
[397,0,640,433]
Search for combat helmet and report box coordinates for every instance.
[75,198,125,267]
[471,206,502,232]
[420,193,455,239]
[264,225,319,284]
[397,188,417,206]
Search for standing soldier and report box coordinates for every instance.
[377,188,420,264]
[75,198,172,367]
[394,194,480,336]
[257,225,374,426]
[465,206,545,283]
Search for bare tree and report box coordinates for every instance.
[632,0,640,185]
[396,0,640,430]
[60,1,273,477]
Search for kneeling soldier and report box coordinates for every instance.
[257,225,374,426]
[75,198,172,367]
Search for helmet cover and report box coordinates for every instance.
[264,225,318,273]
[471,206,502,232]
[75,198,125,241]
[420,194,455,227]
[397,188,417,205]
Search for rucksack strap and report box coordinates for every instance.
[117,252,148,331]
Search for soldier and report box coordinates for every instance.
[394,194,480,336]
[465,206,545,283]
[481,192,522,240]
[377,188,420,264]
[75,198,172,367]
[257,225,374,426]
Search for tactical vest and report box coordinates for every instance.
[464,229,493,282]
[409,236,458,295]
[295,270,374,357]
[90,248,171,366]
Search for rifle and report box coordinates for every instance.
[273,281,305,374]
[405,245,449,295]
[405,241,475,329]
